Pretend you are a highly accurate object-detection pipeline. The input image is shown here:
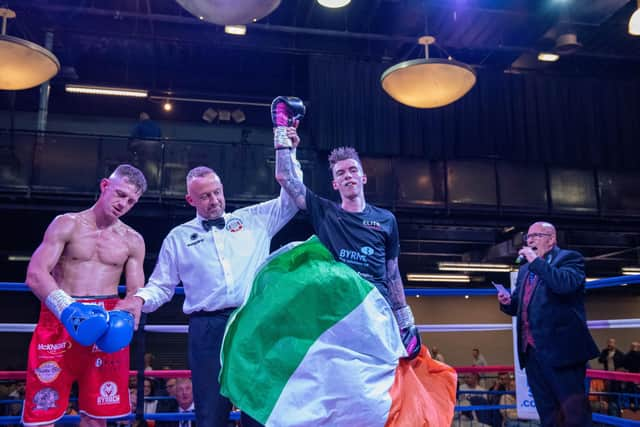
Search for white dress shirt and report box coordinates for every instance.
[137,188,299,314]
[179,402,195,427]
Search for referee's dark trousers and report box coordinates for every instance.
[189,309,262,427]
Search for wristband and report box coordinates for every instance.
[45,289,75,319]
[394,305,415,329]
[274,127,292,149]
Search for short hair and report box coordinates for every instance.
[176,377,192,386]
[111,164,147,194]
[186,166,217,186]
[328,147,362,172]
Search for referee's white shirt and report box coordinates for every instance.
[136,188,299,314]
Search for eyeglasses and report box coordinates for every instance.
[524,233,552,240]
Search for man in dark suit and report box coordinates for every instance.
[156,378,196,427]
[598,338,625,371]
[498,221,598,427]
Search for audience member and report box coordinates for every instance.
[129,112,163,190]
[598,338,625,371]
[430,346,445,363]
[625,341,640,373]
[472,348,488,367]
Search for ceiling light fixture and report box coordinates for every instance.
[537,52,560,62]
[554,32,581,55]
[65,84,148,98]
[163,100,173,112]
[0,8,60,90]
[406,273,471,283]
[8,255,31,262]
[317,0,351,8]
[630,0,640,35]
[381,35,476,109]
[224,25,247,36]
[438,262,513,272]
[176,0,280,25]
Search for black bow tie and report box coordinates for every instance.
[202,217,225,231]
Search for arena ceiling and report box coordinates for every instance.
[1,0,640,286]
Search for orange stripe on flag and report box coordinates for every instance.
[385,345,458,427]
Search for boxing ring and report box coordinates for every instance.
[0,275,639,426]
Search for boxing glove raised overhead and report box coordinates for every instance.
[271,96,305,149]
[96,310,135,354]
[45,289,109,346]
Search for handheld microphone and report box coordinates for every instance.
[515,247,537,264]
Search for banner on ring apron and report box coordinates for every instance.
[511,271,541,421]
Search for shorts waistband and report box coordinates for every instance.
[189,307,236,317]
[72,294,119,300]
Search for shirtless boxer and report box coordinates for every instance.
[22,164,147,427]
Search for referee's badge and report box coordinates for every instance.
[227,217,244,233]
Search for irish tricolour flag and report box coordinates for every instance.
[220,236,456,426]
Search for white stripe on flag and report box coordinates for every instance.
[266,289,405,427]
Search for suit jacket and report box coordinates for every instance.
[598,348,625,371]
[500,246,598,368]
[154,399,197,427]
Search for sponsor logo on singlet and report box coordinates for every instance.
[35,361,61,383]
[360,246,374,256]
[226,217,244,233]
[339,246,373,266]
[37,341,72,356]
[95,357,120,369]
[97,381,120,405]
[33,388,59,411]
[362,220,382,229]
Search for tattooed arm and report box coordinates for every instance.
[388,256,422,359]
[275,128,307,210]
[386,257,408,310]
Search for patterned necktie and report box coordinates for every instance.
[202,217,225,231]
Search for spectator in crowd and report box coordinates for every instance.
[625,341,640,373]
[458,373,489,424]
[598,338,625,371]
[472,348,488,367]
[488,372,510,405]
[430,346,445,363]
[129,112,163,190]
[144,378,159,415]
[144,352,155,371]
[157,378,196,427]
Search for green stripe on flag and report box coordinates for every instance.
[220,236,375,423]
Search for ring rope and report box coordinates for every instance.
[1,273,639,296]
[3,318,640,334]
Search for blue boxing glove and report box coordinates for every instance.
[394,305,422,360]
[96,310,135,353]
[45,289,108,346]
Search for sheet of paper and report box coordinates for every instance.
[492,281,509,296]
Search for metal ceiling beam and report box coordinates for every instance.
[21,4,640,63]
